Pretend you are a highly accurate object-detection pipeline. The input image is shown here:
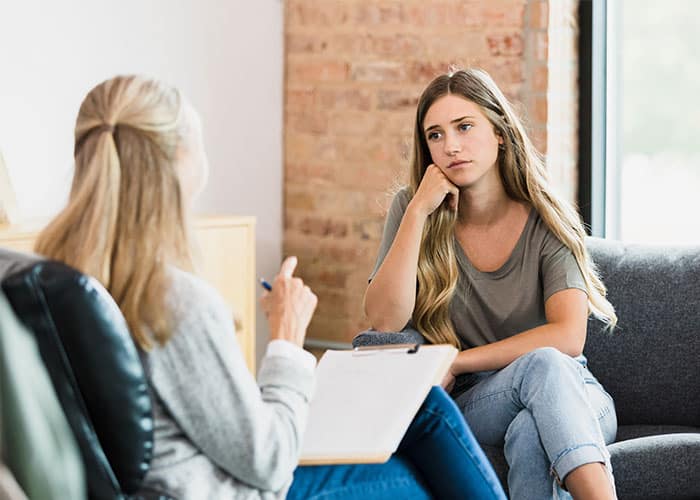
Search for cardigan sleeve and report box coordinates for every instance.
[146,268,315,492]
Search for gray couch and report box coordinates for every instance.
[353,237,700,500]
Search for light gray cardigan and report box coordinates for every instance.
[140,268,315,499]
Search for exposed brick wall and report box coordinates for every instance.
[283,0,576,344]
[545,0,579,204]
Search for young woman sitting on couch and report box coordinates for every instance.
[364,68,618,499]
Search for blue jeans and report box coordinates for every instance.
[288,386,506,500]
[454,347,618,499]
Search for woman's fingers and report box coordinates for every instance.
[415,164,460,216]
[279,255,298,279]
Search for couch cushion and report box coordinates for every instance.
[584,237,700,427]
[2,261,153,497]
[608,433,700,500]
[483,433,700,500]
[616,424,700,442]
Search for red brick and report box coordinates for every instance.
[285,235,378,267]
[326,110,381,137]
[486,33,524,57]
[313,289,359,319]
[297,261,350,289]
[285,133,338,163]
[479,58,524,85]
[471,2,526,28]
[324,109,412,138]
[286,33,321,53]
[286,87,315,112]
[369,33,423,57]
[285,186,316,211]
[407,61,466,83]
[529,0,549,30]
[352,216,386,241]
[424,34,488,60]
[350,61,407,83]
[306,315,357,344]
[286,111,328,134]
[529,30,549,62]
[297,214,349,239]
[401,3,449,26]
[286,1,353,27]
[316,88,372,111]
[353,3,404,25]
[532,94,548,126]
[376,88,421,111]
[532,64,548,93]
[287,58,349,83]
[529,125,548,155]
[285,162,336,186]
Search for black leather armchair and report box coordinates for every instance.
[2,261,172,500]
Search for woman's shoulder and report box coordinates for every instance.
[165,266,233,324]
[527,208,580,262]
[386,186,412,217]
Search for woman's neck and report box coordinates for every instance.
[457,180,514,227]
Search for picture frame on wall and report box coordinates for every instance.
[0,150,18,224]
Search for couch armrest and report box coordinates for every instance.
[351,328,427,348]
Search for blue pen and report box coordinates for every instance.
[259,278,272,291]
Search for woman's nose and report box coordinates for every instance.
[444,134,461,156]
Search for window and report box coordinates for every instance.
[579,0,700,244]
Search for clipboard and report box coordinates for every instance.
[299,344,458,465]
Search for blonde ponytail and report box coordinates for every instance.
[35,76,194,350]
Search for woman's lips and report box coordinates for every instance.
[447,160,472,169]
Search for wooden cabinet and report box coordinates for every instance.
[0,216,256,373]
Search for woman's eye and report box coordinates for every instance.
[459,123,472,132]
[427,131,442,141]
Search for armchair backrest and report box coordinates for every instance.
[584,237,700,426]
[2,261,154,498]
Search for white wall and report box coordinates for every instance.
[0,0,283,367]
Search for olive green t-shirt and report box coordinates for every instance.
[369,188,587,349]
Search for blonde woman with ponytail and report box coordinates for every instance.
[365,68,618,500]
[37,75,507,500]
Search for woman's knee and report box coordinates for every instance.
[521,347,579,379]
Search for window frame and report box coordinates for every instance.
[577,0,609,237]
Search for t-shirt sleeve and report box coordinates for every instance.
[540,231,588,302]
[369,188,412,282]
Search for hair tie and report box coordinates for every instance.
[97,123,115,134]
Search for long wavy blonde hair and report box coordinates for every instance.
[409,68,617,348]
[35,75,195,350]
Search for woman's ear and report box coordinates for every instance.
[497,133,505,151]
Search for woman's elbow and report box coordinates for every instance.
[246,443,298,491]
[363,294,410,332]
[365,307,408,333]
[564,326,587,357]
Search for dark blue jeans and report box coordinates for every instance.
[288,386,506,500]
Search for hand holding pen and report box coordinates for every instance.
[259,256,317,348]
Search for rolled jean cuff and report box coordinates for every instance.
[550,442,607,486]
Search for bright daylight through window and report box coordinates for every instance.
[606,0,700,244]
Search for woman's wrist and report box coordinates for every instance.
[452,349,472,375]
[405,199,429,224]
